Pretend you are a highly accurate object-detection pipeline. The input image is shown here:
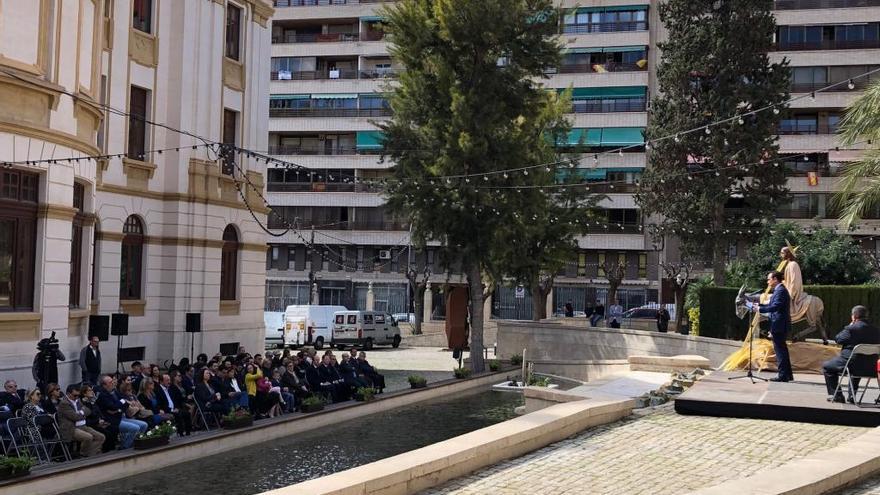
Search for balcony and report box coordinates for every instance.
[274,0,389,5]
[273,32,386,44]
[790,80,869,93]
[571,99,646,113]
[777,123,839,135]
[774,0,880,9]
[582,183,639,194]
[269,107,392,118]
[586,223,642,234]
[271,68,400,81]
[267,182,381,192]
[562,21,648,34]
[268,145,377,155]
[551,62,646,75]
[774,39,880,51]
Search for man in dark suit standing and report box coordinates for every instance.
[748,271,792,382]
[79,336,102,385]
[823,305,880,403]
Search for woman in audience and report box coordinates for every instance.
[243,363,263,416]
[41,382,62,415]
[21,388,45,440]
[80,383,117,452]
[138,377,174,426]
[118,381,155,428]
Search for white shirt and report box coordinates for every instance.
[159,385,174,411]
[67,396,86,427]
[230,378,241,393]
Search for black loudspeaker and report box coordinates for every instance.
[88,315,110,341]
[117,346,145,363]
[186,313,202,333]
[219,342,239,356]
[111,313,129,336]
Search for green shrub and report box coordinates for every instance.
[302,395,325,407]
[355,386,375,401]
[488,359,500,371]
[453,367,472,379]
[0,455,33,474]
[407,374,427,386]
[527,375,551,387]
[509,354,523,366]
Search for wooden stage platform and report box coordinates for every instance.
[675,371,880,427]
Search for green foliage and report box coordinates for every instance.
[635,0,790,283]
[356,387,375,401]
[407,374,427,386]
[685,276,713,311]
[301,395,325,407]
[453,367,472,379]
[221,406,252,423]
[527,375,551,387]
[137,421,176,439]
[835,81,880,226]
[0,456,33,473]
[488,359,500,371]
[724,222,873,289]
[698,285,880,340]
[688,308,701,336]
[509,353,523,366]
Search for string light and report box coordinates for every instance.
[848,79,856,90]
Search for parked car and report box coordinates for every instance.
[332,310,402,350]
[264,312,285,349]
[283,305,347,350]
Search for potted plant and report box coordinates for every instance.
[453,366,472,379]
[133,421,175,450]
[527,375,551,387]
[301,395,325,413]
[354,386,375,402]
[0,456,33,481]
[510,354,523,366]
[488,359,500,372]
[408,375,427,389]
[222,406,254,429]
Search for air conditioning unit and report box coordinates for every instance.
[378,250,392,260]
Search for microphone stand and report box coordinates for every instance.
[729,306,768,383]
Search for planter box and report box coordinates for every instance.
[409,382,427,389]
[133,435,170,450]
[223,416,254,430]
[0,467,30,481]
[301,403,324,413]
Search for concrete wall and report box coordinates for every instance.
[497,321,740,381]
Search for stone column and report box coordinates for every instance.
[423,281,433,322]
[311,283,318,304]
[366,282,375,311]
[483,293,492,321]
[545,288,554,320]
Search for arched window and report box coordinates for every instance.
[220,225,239,301]
[120,215,144,300]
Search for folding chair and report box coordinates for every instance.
[194,399,220,431]
[0,410,14,455]
[6,417,49,464]
[833,343,880,407]
[33,415,71,462]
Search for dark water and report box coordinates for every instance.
[74,389,523,495]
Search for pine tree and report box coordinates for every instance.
[635,0,790,284]
[380,0,568,370]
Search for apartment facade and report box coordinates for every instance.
[0,0,273,386]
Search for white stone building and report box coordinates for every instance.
[0,0,273,386]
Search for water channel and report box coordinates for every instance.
[73,388,523,495]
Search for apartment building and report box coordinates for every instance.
[266,0,658,320]
[0,0,272,385]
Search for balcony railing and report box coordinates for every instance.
[272,220,410,231]
[571,98,646,113]
[562,21,648,34]
[267,182,381,193]
[268,145,378,156]
[550,62,647,75]
[777,123,839,134]
[774,39,880,51]
[790,80,869,93]
[269,107,392,118]
[273,32,387,44]
[582,183,639,193]
[774,0,880,9]
[274,0,389,6]
[587,223,642,234]
[271,68,400,81]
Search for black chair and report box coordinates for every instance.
[7,417,48,463]
[0,410,13,455]
[33,415,70,462]
[833,344,880,406]
[193,400,220,430]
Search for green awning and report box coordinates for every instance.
[360,15,384,21]
[560,128,602,147]
[564,47,604,54]
[574,5,648,13]
[358,93,387,98]
[310,93,358,99]
[570,86,646,99]
[600,128,645,146]
[601,46,647,53]
[270,94,309,100]
[556,168,606,181]
[356,131,384,150]
[604,167,644,173]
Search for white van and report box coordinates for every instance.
[264,312,285,349]
[332,310,402,350]
[284,305,347,350]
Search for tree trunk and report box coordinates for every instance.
[467,263,486,373]
[713,205,727,285]
[607,281,620,307]
[413,286,424,335]
[530,282,547,321]
[674,288,685,333]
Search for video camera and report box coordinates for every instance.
[37,331,60,352]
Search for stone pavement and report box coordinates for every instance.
[423,406,868,495]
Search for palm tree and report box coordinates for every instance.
[834,81,880,227]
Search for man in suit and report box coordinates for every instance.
[157,374,191,436]
[823,305,880,403]
[96,375,146,449]
[748,271,793,382]
[221,368,249,409]
[0,380,23,413]
[57,384,105,457]
[78,336,102,385]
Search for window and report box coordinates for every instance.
[127,86,149,160]
[120,215,144,300]
[638,254,647,279]
[0,170,38,311]
[375,314,385,324]
[222,109,238,176]
[91,224,99,302]
[220,225,239,301]
[335,315,344,324]
[364,314,374,324]
[132,0,152,33]
[597,252,606,277]
[577,252,586,277]
[70,183,86,307]
[225,4,242,61]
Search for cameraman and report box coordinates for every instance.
[79,336,102,385]
[33,333,65,393]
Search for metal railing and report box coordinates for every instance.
[268,145,380,156]
[790,80,869,92]
[587,223,642,234]
[582,183,639,193]
[550,62,646,74]
[273,32,384,44]
[271,69,400,81]
[774,0,880,9]
[267,182,381,193]
[274,0,391,7]
[269,107,392,118]
[777,123,839,134]
[571,98,646,113]
[562,21,648,34]
[774,39,880,51]
[270,219,410,231]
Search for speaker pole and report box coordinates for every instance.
[116,333,122,375]
[190,331,194,364]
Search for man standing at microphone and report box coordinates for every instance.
[747,271,793,382]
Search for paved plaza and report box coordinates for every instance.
[423,406,868,495]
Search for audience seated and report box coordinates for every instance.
[164,372,193,436]
[356,352,385,393]
[194,368,228,416]
[222,368,249,410]
[57,384,105,458]
[138,377,174,426]
[80,383,117,452]
[96,375,147,450]
[40,382,61,415]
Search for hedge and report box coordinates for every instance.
[698,286,880,341]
